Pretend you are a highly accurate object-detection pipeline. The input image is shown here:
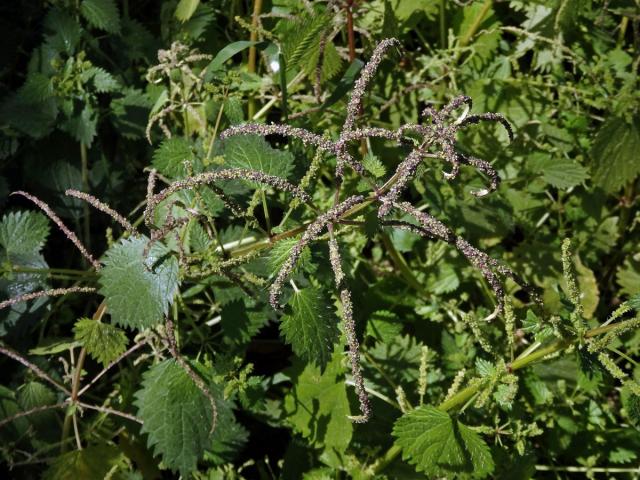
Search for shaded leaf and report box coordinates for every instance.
[591,117,640,193]
[43,444,126,480]
[81,0,121,33]
[284,353,353,452]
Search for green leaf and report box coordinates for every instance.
[110,88,152,139]
[44,8,82,54]
[280,288,338,369]
[135,359,221,476]
[152,137,195,178]
[220,301,269,345]
[532,156,589,189]
[175,0,200,22]
[17,381,56,412]
[29,338,80,355]
[223,134,294,179]
[0,211,50,256]
[591,117,640,193]
[392,405,495,478]
[84,67,119,93]
[616,257,640,296]
[284,352,353,452]
[63,105,97,146]
[207,41,272,74]
[81,0,121,33]
[43,444,126,480]
[366,310,402,342]
[73,318,128,366]
[321,59,364,109]
[362,153,386,178]
[99,237,180,330]
[267,238,312,277]
[282,14,330,71]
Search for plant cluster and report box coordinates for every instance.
[0,1,639,479]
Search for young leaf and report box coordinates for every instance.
[99,237,179,330]
[73,318,128,366]
[392,405,495,478]
[80,0,121,34]
[135,359,220,476]
[223,134,294,179]
[280,288,338,369]
[0,211,50,256]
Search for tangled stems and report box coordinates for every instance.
[366,315,640,477]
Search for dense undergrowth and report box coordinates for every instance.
[1,0,639,478]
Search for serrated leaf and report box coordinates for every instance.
[622,386,640,428]
[44,8,82,54]
[110,88,152,139]
[284,352,352,451]
[152,137,195,178]
[220,300,269,345]
[532,155,589,189]
[20,73,54,103]
[362,153,386,178]
[175,0,200,22]
[591,117,640,193]
[87,67,119,92]
[223,134,294,179]
[280,288,338,369]
[135,359,221,476]
[73,318,128,366]
[99,236,179,330]
[267,238,312,277]
[81,0,121,33]
[63,105,97,146]
[366,310,402,342]
[17,381,56,412]
[392,405,495,478]
[43,444,126,480]
[0,211,50,256]
[282,14,330,71]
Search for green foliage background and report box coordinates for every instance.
[0,0,639,478]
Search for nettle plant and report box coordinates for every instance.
[1,38,640,478]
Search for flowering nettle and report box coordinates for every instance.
[1,38,536,425]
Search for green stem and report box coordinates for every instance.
[367,316,640,476]
[439,0,446,49]
[61,301,107,452]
